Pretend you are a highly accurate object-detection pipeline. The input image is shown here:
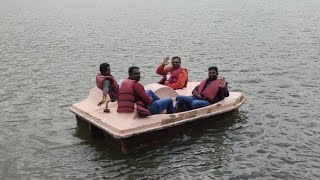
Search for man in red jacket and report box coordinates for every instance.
[175,66,229,112]
[156,56,188,90]
[117,66,174,116]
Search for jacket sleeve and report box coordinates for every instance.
[212,86,229,103]
[156,64,168,75]
[167,69,188,90]
[222,86,229,97]
[132,83,153,106]
[192,85,199,96]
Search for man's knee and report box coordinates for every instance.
[176,95,182,101]
[191,101,203,109]
[191,100,210,109]
[191,101,198,109]
[176,95,188,102]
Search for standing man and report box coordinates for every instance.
[175,66,229,112]
[117,66,174,116]
[96,63,119,111]
[156,56,188,90]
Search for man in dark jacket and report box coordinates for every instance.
[176,66,229,112]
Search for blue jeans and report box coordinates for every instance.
[146,90,174,114]
[175,95,211,112]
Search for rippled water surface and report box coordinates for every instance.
[1,0,320,179]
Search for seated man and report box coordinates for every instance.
[176,66,229,112]
[117,66,174,116]
[96,63,119,110]
[156,56,188,90]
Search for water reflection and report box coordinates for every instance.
[72,109,248,178]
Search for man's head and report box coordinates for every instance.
[171,56,181,69]
[208,66,218,80]
[100,63,110,76]
[128,66,140,81]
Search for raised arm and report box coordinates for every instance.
[156,57,170,75]
[219,77,229,98]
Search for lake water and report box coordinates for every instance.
[1,0,320,179]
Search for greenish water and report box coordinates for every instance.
[1,0,320,179]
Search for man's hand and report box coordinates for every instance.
[97,100,105,106]
[219,77,227,88]
[162,57,170,66]
[98,96,107,106]
[193,93,204,100]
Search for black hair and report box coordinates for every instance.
[128,66,139,76]
[208,66,218,73]
[171,56,181,61]
[100,63,110,75]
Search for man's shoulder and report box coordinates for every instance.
[178,68,188,76]
[132,81,144,88]
[132,82,147,95]
[180,67,188,73]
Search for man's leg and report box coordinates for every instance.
[176,95,195,112]
[108,83,117,102]
[191,100,211,109]
[146,90,160,101]
[150,98,174,114]
[162,98,174,114]
[150,102,160,115]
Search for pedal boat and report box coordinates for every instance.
[70,82,245,140]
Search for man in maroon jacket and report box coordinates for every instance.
[117,66,174,116]
[96,63,119,112]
